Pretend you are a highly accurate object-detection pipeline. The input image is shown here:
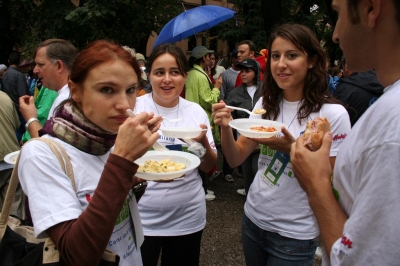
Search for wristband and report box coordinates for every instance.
[133,181,147,193]
[25,118,39,130]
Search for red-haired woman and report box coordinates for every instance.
[18,40,162,266]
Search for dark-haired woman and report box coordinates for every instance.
[135,44,217,266]
[209,52,225,83]
[212,23,351,265]
[18,40,162,266]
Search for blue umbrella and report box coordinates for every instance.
[153,5,236,49]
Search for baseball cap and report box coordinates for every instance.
[136,53,145,61]
[236,58,259,71]
[191,46,214,59]
[231,49,238,58]
[0,64,7,72]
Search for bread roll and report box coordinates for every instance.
[303,117,330,151]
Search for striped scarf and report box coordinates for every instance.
[39,103,116,155]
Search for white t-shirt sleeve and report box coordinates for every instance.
[325,106,351,157]
[18,140,82,238]
[330,142,400,265]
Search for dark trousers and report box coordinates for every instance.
[222,128,237,176]
[199,170,207,194]
[242,150,260,196]
[16,112,26,143]
[141,230,203,266]
[222,154,234,175]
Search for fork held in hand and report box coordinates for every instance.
[225,105,255,116]
[126,109,169,152]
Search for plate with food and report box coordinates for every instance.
[4,151,20,165]
[134,150,201,181]
[229,119,287,138]
[160,127,206,139]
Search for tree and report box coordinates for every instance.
[0,0,36,63]
[216,0,341,61]
[2,0,181,59]
[216,0,267,50]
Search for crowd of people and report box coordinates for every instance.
[1,0,399,265]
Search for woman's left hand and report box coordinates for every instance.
[248,127,295,154]
[191,124,208,145]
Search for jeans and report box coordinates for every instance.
[242,214,318,266]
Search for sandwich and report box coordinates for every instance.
[303,117,330,151]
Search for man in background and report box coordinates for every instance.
[19,39,77,140]
[220,49,240,102]
[2,52,30,142]
[333,56,383,126]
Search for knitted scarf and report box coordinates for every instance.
[40,103,117,155]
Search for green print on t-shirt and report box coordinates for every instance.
[115,197,131,225]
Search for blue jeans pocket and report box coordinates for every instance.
[274,233,318,258]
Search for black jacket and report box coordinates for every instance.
[225,83,263,119]
[333,70,383,126]
[2,66,30,109]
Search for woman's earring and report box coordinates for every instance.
[309,65,313,69]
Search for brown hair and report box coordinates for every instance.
[146,44,189,76]
[237,40,256,53]
[347,0,400,24]
[262,23,339,122]
[35,39,77,72]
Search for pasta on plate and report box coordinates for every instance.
[138,159,186,173]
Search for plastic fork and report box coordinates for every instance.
[225,105,259,116]
[126,109,169,151]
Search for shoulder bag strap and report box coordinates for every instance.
[0,138,75,240]
[192,67,214,91]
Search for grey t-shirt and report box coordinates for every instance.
[220,68,240,101]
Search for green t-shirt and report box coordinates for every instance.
[21,87,58,142]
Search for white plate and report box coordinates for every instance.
[229,119,287,138]
[160,127,205,139]
[4,151,20,165]
[134,150,200,181]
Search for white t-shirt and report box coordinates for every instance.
[328,80,400,265]
[213,65,225,80]
[134,94,216,236]
[245,97,351,240]
[47,84,70,119]
[246,85,257,99]
[18,136,142,266]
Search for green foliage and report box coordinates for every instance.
[3,0,181,59]
[215,0,341,60]
[1,0,342,62]
[215,0,267,51]
[0,0,36,62]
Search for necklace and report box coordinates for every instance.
[281,100,299,129]
[151,93,180,128]
[96,150,111,165]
